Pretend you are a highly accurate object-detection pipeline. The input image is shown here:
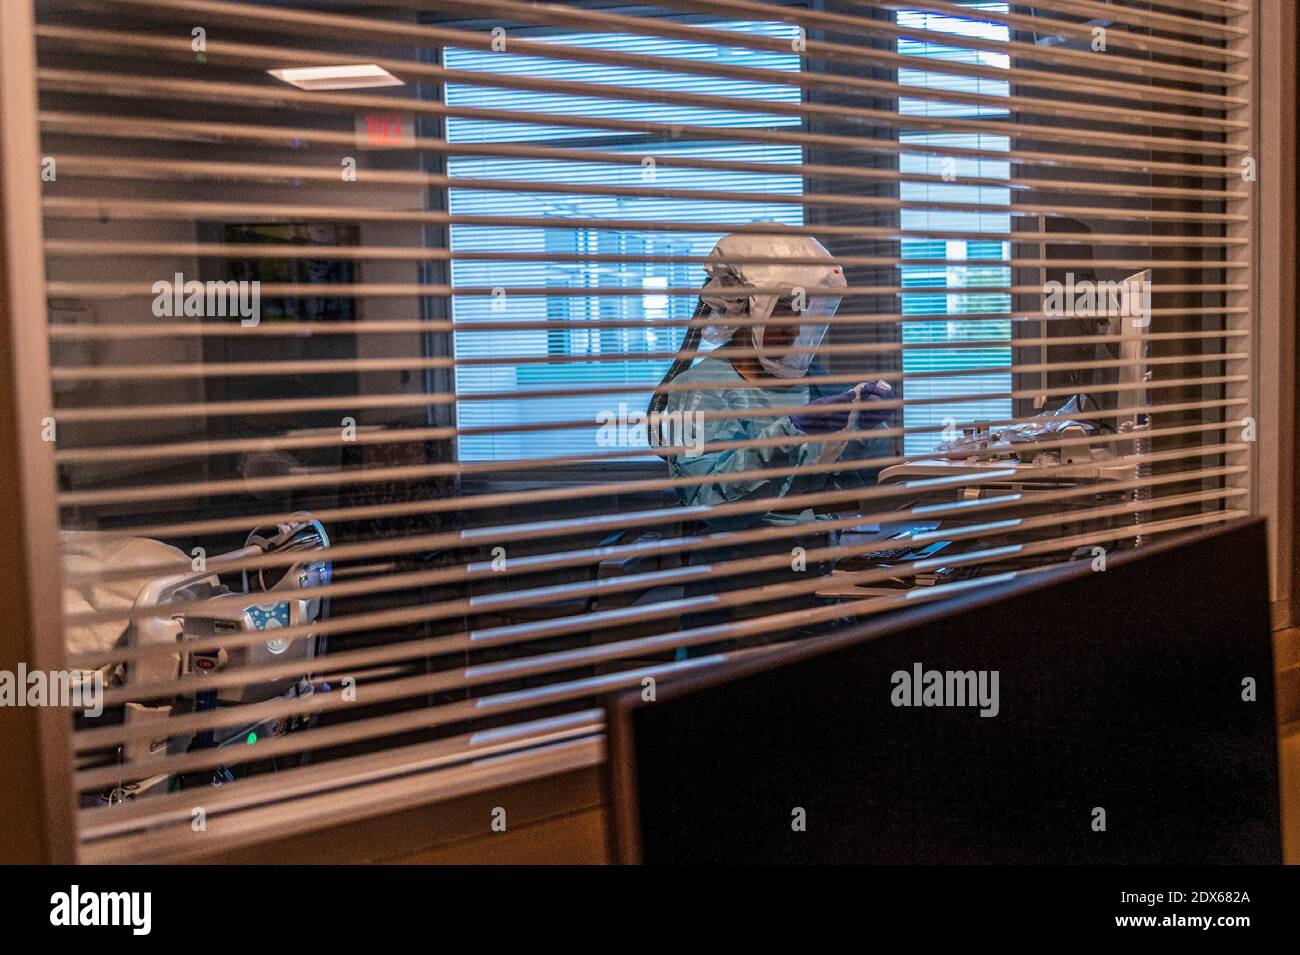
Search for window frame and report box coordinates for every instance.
[0,0,1283,866]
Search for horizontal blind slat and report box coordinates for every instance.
[68,0,1249,107]
[33,26,1250,135]
[38,112,1249,180]
[60,438,1250,599]
[36,68,1246,157]
[68,506,1250,775]
[80,475,1250,691]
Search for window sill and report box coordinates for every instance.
[80,720,605,864]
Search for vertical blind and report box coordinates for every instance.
[26,0,1253,860]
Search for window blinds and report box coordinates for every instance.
[25,0,1253,861]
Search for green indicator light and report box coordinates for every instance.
[246,732,257,745]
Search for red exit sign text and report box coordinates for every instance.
[354,113,411,149]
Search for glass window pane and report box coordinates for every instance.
[444,24,804,461]
[897,3,1012,455]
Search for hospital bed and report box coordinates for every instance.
[64,514,332,806]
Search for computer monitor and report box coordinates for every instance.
[605,519,1280,863]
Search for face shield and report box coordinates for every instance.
[698,229,846,378]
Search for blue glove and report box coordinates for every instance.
[790,380,893,434]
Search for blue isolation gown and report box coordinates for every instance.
[662,355,891,529]
[660,355,893,652]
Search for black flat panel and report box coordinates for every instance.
[607,520,1281,864]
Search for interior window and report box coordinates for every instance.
[442,22,804,462]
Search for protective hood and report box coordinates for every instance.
[698,229,846,378]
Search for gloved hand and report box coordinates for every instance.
[790,380,893,434]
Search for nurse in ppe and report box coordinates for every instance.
[647,230,895,653]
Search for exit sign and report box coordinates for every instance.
[354,113,412,149]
